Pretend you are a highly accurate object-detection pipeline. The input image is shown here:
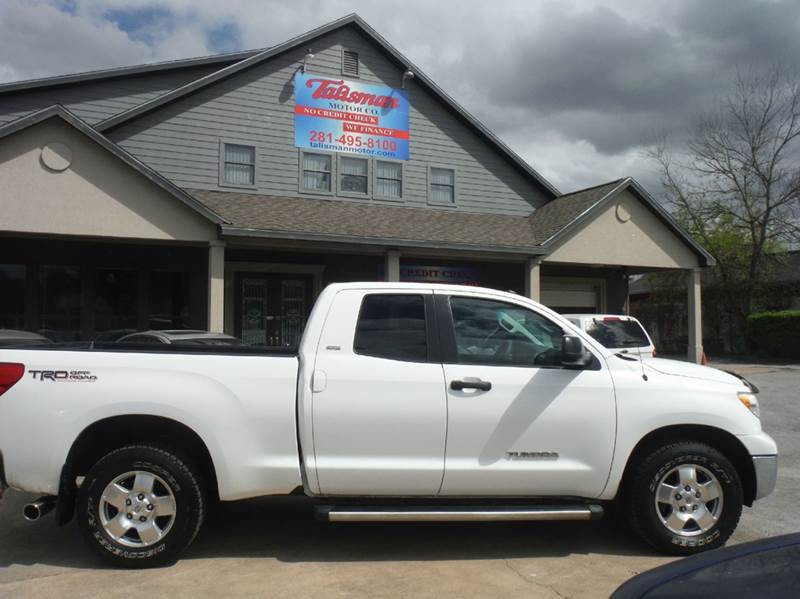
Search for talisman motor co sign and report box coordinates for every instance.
[294,73,410,160]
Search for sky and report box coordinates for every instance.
[1,0,799,194]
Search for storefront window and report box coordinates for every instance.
[0,264,26,330]
[39,265,81,341]
[148,271,191,330]
[95,268,139,340]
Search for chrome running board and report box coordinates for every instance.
[317,504,603,522]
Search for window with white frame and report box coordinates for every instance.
[429,167,455,204]
[222,143,255,186]
[375,161,402,199]
[301,152,332,192]
[339,156,369,195]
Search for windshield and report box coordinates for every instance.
[585,319,649,349]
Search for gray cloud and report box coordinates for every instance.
[1,0,799,193]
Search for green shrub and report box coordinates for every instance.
[746,310,800,359]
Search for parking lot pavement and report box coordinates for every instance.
[1,366,797,599]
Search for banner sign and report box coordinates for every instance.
[294,72,409,160]
[377,264,481,286]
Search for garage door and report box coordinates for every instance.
[541,278,602,314]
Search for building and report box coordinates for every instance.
[630,250,800,355]
[0,14,714,360]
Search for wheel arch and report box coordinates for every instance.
[57,415,219,525]
[618,424,756,507]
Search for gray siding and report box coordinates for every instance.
[0,65,226,126]
[110,27,549,216]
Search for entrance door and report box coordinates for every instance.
[436,291,616,498]
[234,273,312,347]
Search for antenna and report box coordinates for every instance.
[639,350,648,381]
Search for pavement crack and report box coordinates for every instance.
[504,559,570,599]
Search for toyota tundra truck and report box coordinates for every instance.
[0,283,777,567]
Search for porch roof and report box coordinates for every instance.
[190,178,714,268]
[192,189,548,255]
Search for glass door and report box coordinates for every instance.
[235,273,312,347]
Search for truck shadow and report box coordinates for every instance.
[0,493,659,570]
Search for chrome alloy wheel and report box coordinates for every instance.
[655,463,723,536]
[99,471,177,548]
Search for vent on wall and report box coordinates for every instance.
[342,50,359,77]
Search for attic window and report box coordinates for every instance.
[342,50,359,77]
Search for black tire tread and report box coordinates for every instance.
[77,444,205,568]
[627,440,742,556]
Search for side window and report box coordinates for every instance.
[301,152,333,193]
[221,143,255,187]
[449,297,563,367]
[338,156,369,195]
[354,294,427,361]
[375,160,403,200]
[429,166,456,204]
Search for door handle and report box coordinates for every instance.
[450,379,492,391]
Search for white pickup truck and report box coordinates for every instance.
[0,283,777,567]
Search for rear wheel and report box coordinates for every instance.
[627,441,742,555]
[77,445,205,568]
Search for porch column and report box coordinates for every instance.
[687,268,703,363]
[385,249,401,282]
[207,240,226,332]
[524,257,542,302]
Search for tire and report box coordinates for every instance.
[77,445,205,568]
[627,441,742,556]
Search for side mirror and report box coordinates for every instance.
[561,335,592,368]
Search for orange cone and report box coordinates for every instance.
[701,351,708,366]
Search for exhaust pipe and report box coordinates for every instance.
[23,496,56,521]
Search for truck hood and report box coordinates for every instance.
[643,357,743,387]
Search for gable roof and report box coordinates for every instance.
[192,188,547,255]
[528,177,716,266]
[0,105,226,225]
[529,179,627,243]
[0,49,260,96]
[93,13,558,199]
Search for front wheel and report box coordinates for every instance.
[77,445,205,568]
[627,441,742,555]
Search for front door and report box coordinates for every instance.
[436,291,616,498]
[311,289,447,495]
[235,273,312,347]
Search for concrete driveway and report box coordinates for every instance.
[1,365,796,599]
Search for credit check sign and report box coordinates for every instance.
[294,73,410,160]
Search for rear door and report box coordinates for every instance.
[436,291,616,497]
[310,288,447,495]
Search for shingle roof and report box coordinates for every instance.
[529,179,626,244]
[189,176,715,266]
[191,189,546,254]
[0,49,260,95]
[533,177,715,265]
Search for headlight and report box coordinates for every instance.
[738,392,760,418]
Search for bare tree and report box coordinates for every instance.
[650,67,800,350]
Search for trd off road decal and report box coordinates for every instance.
[29,370,98,382]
